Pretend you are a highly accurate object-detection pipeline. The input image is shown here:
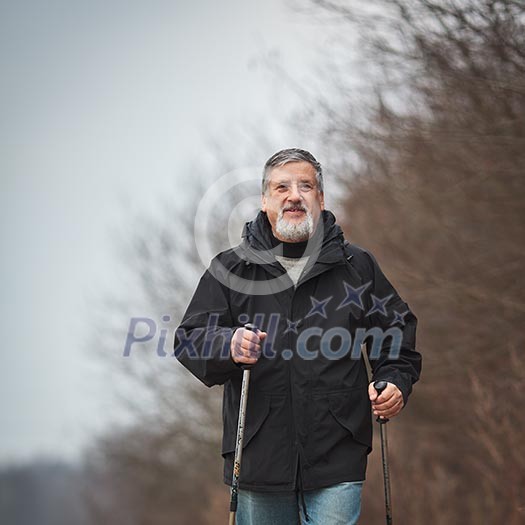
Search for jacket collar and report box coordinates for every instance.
[240,210,346,270]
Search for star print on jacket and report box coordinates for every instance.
[284,319,300,334]
[390,310,409,326]
[366,293,393,317]
[336,281,372,310]
[305,296,332,319]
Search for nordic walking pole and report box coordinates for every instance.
[374,380,393,525]
[229,323,257,525]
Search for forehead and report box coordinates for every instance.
[266,161,317,183]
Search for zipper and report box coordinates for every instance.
[288,284,311,521]
[287,285,300,490]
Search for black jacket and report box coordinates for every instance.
[175,210,421,492]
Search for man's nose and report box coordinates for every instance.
[287,184,302,201]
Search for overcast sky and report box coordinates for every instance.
[0,0,340,464]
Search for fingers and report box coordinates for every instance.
[374,392,399,410]
[368,382,378,402]
[374,398,404,419]
[368,381,393,402]
[370,382,398,404]
[231,327,267,364]
[370,382,404,419]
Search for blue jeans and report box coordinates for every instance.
[236,481,364,525]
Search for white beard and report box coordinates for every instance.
[275,208,314,242]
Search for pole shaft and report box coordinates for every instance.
[229,368,251,523]
[379,423,393,524]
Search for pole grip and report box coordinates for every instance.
[373,380,389,424]
[240,323,257,370]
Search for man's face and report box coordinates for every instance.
[261,161,325,243]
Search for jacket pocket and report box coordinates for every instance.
[328,388,372,452]
[222,392,293,486]
[221,392,271,456]
[306,387,372,467]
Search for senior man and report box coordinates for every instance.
[175,148,421,524]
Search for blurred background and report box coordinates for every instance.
[1,1,524,523]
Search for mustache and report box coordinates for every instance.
[282,204,307,212]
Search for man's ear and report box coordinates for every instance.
[261,192,267,212]
[320,191,325,210]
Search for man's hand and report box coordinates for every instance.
[368,381,404,419]
[231,327,267,365]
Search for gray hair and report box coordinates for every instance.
[262,148,324,194]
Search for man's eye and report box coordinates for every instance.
[300,184,313,191]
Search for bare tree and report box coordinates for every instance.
[305,1,525,523]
